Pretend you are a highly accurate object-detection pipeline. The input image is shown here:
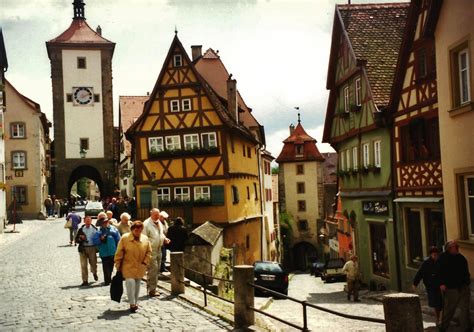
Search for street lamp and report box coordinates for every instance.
[79,148,86,159]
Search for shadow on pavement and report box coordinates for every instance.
[57,244,73,248]
[60,283,103,290]
[306,291,380,305]
[97,309,130,320]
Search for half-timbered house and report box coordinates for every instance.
[126,35,265,265]
[389,0,444,291]
[323,3,409,290]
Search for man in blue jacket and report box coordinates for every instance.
[92,218,120,285]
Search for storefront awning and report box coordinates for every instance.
[393,197,443,203]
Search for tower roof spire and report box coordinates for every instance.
[73,0,86,20]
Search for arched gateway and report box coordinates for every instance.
[46,0,116,199]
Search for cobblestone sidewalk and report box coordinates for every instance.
[0,219,232,331]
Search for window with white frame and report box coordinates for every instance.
[340,150,345,171]
[346,149,351,170]
[182,99,192,111]
[363,143,370,168]
[201,132,217,149]
[458,49,471,105]
[374,140,381,168]
[11,123,25,138]
[174,187,190,201]
[149,137,164,153]
[194,186,210,200]
[173,54,182,67]
[12,151,26,169]
[165,136,181,151]
[170,100,180,112]
[157,187,171,202]
[352,147,358,170]
[465,176,474,239]
[355,78,362,106]
[344,86,350,112]
[184,134,199,150]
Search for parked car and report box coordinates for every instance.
[311,260,326,277]
[254,261,289,297]
[84,201,104,218]
[321,258,346,282]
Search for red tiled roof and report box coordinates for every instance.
[47,19,113,44]
[338,2,410,107]
[276,123,325,163]
[119,96,148,157]
[195,48,261,131]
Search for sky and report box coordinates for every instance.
[1,0,404,159]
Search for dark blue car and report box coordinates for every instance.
[254,261,289,297]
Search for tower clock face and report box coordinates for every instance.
[73,87,93,105]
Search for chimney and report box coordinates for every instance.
[226,74,238,122]
[191,45,202,61]
[289,124,295,135]
[96,25,102,35]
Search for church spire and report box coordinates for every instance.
[73,0,86,20]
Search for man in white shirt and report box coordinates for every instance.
[143,208,169,296]
[342,255,361,302]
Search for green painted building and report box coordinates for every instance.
[323,3,410,291]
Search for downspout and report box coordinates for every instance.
[257,143,264,261]
[388,109,402,292]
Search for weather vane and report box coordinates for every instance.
[294,107,301,123]
[174,25,178,35]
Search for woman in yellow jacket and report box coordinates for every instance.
[114,220,152,313]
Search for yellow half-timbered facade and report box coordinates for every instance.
[127,35,265,264]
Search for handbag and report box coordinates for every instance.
[64,219,72,229]
[110,271,124,303]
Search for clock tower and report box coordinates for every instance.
[46,0,116,198]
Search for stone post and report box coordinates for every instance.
[234,265,255,329]
[170,252,185,295]
[383,293,423,332]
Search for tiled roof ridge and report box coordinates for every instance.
[338,2,409,10]
[202,48,220,59]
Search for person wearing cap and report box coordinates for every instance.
[92,218,121,285]
[114,220,151,313]
[438,240,471,332]
[143,208,170,297]
[342,255,361,302]
[159,211,170,272]
[412,246,442,324]
[96,211,107,228]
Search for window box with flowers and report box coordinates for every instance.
[149,146,219,158]
[349,168,359,176]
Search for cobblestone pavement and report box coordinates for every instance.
[262,273,439,331]
[0,219,232,331]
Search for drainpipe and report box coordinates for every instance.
[388,110,402,292]
[257,143,264,261]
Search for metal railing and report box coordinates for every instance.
[247,282,385,331]
[178,264,234,307]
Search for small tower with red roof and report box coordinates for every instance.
[276,115,325,269]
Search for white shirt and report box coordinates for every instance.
[342,260,360,280]
[143,217,165,250]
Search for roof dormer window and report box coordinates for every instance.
[295,144,303,156]
[173,54,182,67]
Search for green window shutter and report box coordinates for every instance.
[139,187,152,208]
[211,185,225,206]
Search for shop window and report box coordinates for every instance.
[370,223,390,278]
[406,209,423,266]
[425,209,445,250]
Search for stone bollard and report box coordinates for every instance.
[383,293,423,332]
[170,252,185,295]
[234,265,255,329]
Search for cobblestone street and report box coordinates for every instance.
[0,220,231,331]
[263,273,438,331]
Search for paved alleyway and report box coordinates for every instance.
[262,273,438,331]
[0,220,231,331]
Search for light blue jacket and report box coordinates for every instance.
[92,225,120,258]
